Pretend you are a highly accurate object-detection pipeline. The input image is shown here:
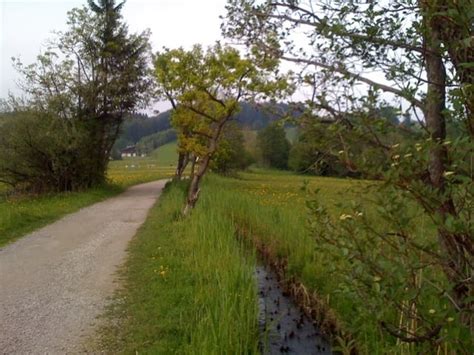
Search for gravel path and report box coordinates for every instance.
[0,180,167,354]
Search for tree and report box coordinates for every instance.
[288,123,348,177]
[154,47,197,180]
[224,0,473,351]
[9,0,151,189]
[257,123,290,169]
[210,122,254,175]
[154,43,290,214]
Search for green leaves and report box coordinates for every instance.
[153,43,289,161]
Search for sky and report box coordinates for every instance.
[0,0,227,111]
[0,0,411,117]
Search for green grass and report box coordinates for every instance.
[96,170,366,353]
[188,171,467,353]
[0,185,123,247]
[105,168,459,353]
[107,141,179,185]
[96,182,259,354]
[197,171,368,346]
[0,150,177,248]
[149,141,179,165]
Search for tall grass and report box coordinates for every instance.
[196,172,464,353]
[98,182,259,354]
[198,173,376,350]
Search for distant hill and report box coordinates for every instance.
[118,102,297,146]
[149,141,179,166]
[120,111,172,144]
[111,102,299,159]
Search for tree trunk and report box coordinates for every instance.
[183,154,209,215]
[189,154,197,181]
[432,0,474,137]
[183,119,228,214]
[174,152,189,181]
[423,7,473,332]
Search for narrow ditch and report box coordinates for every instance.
[256,265,332,354]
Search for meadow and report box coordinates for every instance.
[99,165,467,353]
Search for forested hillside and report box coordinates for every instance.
[114,102,296,153]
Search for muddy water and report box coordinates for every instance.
[256,266,331,354]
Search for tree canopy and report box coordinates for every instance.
[154,43,291,212]
[0,0,151,190]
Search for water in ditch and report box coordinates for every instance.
[256,266,332,354]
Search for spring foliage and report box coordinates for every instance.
[0,0,150,191]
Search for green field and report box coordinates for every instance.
[108,141,178,184]
[97,166,467,353]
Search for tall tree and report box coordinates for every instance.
[154,43,290,213]
[12,0,151,187]
[154,47,198,180]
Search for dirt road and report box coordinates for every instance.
[0,180,166,354]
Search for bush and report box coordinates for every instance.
[0,110,94,192]
[211,123,254,175]
[256,123,290,169]
[288,138,349,177]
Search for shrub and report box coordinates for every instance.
[0,110,92,192]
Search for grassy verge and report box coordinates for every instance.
[0,185,123,247]
[96,182,259,354]
[0,160,174,248]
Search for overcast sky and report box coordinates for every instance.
[0,0,227,110]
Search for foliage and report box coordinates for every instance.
[0,110,91,192]
[257,123,290,169]
[224,0,474,349]
[210,122,254,175]
[4,0,151,190]
[288,122,348,177]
